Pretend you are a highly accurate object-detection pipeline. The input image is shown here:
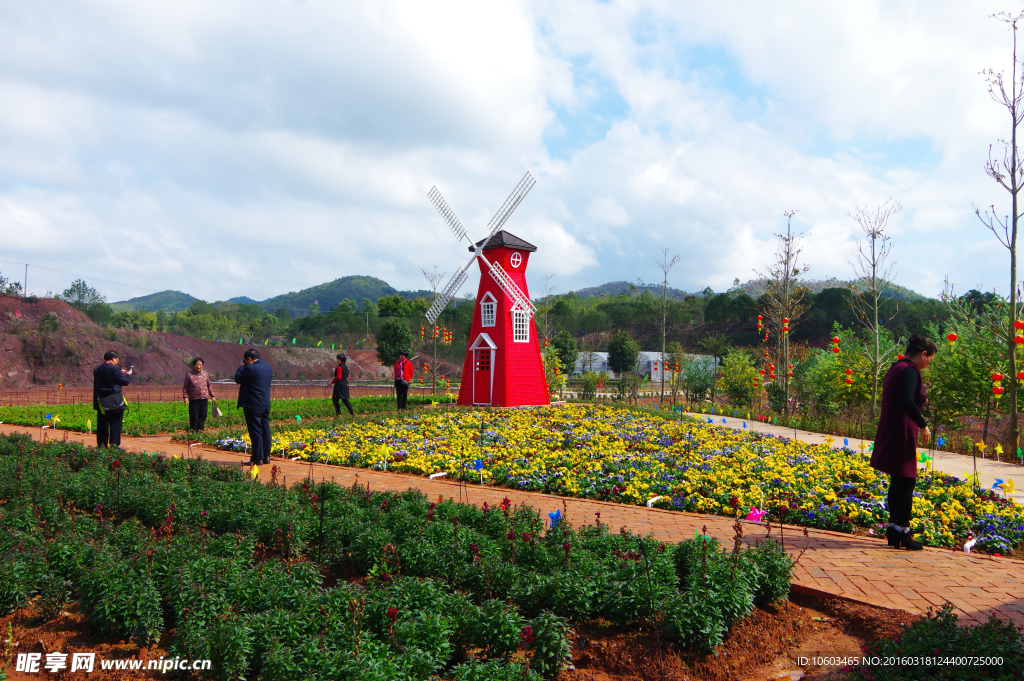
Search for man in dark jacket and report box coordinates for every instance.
[93,350,133,448]
[235,348,273,465]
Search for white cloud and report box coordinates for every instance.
[0,0,1019,304]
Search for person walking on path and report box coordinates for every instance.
[331,353,355,416]
[394,350,414,410]
[92,350,132,448]
[870,334,937,551]
[235,348,273,465]
[182,357,216,431]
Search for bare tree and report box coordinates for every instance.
[420,265,446,394]
[977,9,1024,457]
[654,249,680,403]
[757,211,810,415]
[848,199,903,417]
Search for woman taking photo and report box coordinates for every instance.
[183,357,216,431]
[870,334,937,551]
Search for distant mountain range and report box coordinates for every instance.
[112,275,433,316]
[112,275,932,315]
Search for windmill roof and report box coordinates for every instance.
[469,230,537,252]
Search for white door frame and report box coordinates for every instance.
[469,333,497,405]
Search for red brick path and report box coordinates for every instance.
[7,424,1024,627]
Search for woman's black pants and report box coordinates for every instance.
[188,399,208,431]
[395,380,409,409]
[332,394,354,416]
[887,475,916,527]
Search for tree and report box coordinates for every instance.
[376,318,413,365]
[698,332,731,402]
[552,331,577,374]
[607,330,639,376]
[976,9,1024,455]
[848,199,903,417]
[758,211,810,415]
[420,265,446,394]
[58,279,105,310]
[720,351,758,408]
[0,270,22,295]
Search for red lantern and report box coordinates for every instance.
[946,332,957,345]
[845,368,853,375]
[844,377,853,385]
[831,337,840,344]
[994,385,1005,397]
[1015,320,1024,330]
[783,317,789,323]
[832,347,840,354]
[787,372,793,377]
[1017,371,1024,380]
[993,372,1004,382]
[1016,335,1024,345]
[769,373,775,380]
[759,368,766,375]
[897,354,904,360]
[420,327,425,339]
[788,364,794,369]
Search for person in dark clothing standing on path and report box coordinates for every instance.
[182,357,216,431]
[331,354,355,416]
[394,350,413,410]
[93,350,132,448]
[235,348,273,465]
[870,334,937,551]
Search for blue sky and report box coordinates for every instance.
[0,0,1016,304]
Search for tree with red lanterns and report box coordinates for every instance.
[757,211,809,415]
[973,9,1024,454]
[848,199,904,418]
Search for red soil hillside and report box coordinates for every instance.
[0,294,408,389]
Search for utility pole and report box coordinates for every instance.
[655,249,679,404]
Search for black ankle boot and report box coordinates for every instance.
[885,526,901,548]
[899,529,923,551]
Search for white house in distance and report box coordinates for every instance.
[573,352,718,380]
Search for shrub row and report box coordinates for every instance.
[0,434,794,679]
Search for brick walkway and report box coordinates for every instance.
[6,424,1024,627]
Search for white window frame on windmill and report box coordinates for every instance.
[509,252,522,269]
[480,292,497,327]
[512,305,529,343]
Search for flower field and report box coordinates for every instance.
[226,404,1024,554]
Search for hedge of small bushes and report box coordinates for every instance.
[0,434,792,680]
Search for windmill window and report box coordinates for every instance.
[475,349,491,371]
[512,308,529,342]
[481,300,496,327]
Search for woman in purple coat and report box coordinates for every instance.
[870,334,937,551]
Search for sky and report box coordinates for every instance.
[0,0,1020,304]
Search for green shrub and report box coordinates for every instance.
[579,371,600,400]
[527,610,572,679]
[846,604,1024,680]
[450,659,540,681]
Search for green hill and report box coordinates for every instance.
[260,275,432,317]
[110,290,198,312]
[573,281,693,300]
[738,278,930,301]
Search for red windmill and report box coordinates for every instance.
[425,174,549,407]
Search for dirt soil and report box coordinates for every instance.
[1,601,169,680]
[1,593,915,680]
[563,594,916,681]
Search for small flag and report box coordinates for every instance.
[14,309,20,318]
[250,464,259,480]
[843,438,849,447]
[331,344,335,350]
[292,338,297,344]
[295,415,301,422]
[548,509,562,527]
[317,340,323,347]
[45,412,52,420]
[238,338,243,344]
[264,339,268,346]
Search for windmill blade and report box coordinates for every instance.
[425,264,471,325]
[485,257,537,318]
[428,186,470,244]
[479,171,536,247]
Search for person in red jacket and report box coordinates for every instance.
[393,350,414,410]
[331,354,354,416]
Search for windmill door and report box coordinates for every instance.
[470,333,497,405]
